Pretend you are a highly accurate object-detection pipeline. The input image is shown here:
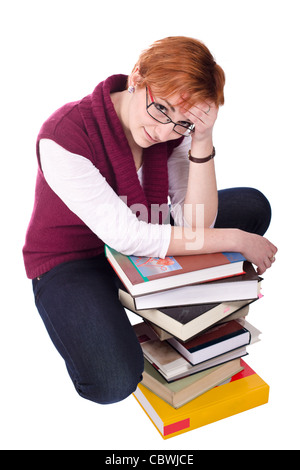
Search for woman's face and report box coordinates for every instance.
[127,85,193,148]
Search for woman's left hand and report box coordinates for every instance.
[182,102,218,144]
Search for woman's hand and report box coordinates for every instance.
[182,101,218,146]
[168,226,277,277]
[238,231,278,275]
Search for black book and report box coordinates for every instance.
[119,289,258,342]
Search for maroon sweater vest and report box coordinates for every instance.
[23,75,183,279]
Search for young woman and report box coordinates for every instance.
[23,36,277,405]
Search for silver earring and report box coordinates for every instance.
[128,85,135,94]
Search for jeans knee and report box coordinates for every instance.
[251,187,271,211]
[74,378,141,405]
[71,359,144,405]
[247,188,272,235]
[216,187,272,236]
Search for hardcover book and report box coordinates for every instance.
[120,285,255,342]
[133,360,269,439]
[134,322,250,382]
[128,262,261,310]
[105,245,246,297]
[144,304,250,341]
[141,357,243,409]
[167,320,251,365]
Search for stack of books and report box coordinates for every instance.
[105,246,270,439]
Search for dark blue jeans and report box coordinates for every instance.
[32,187,271,405]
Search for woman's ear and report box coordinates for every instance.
[129,66,142,87]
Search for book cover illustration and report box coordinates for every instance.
[128,255,183,278]
[128,252,245,281]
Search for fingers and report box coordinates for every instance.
[182,105,217,143]
[182,108,206,126]
[264,257,272,270]
[257,246,278,275]
[268,240,278,256]
[245,235,278,275]
[267,243,278,265]
[187,105,217,121]
[182,102,218,126]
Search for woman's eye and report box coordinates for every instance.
[179,121,193,128]
[154,103,167,113]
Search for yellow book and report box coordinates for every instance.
[133,359,269,439]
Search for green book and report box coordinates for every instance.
[141,357,243,409]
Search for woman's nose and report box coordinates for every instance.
[155,123,175,141]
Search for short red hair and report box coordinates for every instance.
[132,36,225,107]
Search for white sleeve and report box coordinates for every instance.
[168,137,217,228]
[39,139,171,258]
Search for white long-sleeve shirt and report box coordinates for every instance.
[39,137,192,258]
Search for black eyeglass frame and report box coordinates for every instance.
[145,87,195,137]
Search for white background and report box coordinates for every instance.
[1,0,299,450]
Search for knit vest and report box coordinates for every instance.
[23,75,183,279]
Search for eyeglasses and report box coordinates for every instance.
[146,87,195,137]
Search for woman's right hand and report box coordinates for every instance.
[167,226,277,276]
[238,230,278,275]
